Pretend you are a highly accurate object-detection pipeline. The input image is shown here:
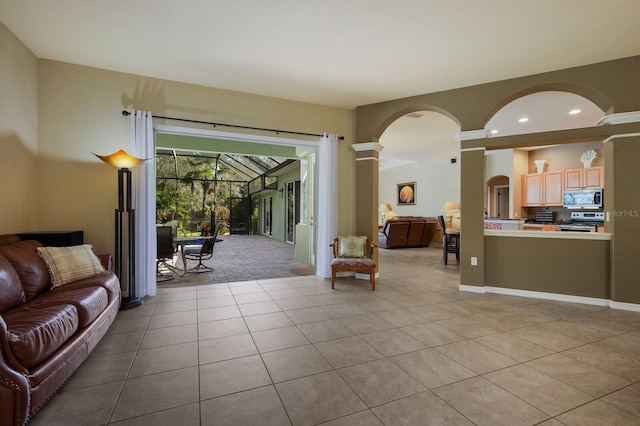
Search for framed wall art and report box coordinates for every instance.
[397,181,416,205]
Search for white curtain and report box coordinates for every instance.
[316,133,338,278]
[130,110,157,298]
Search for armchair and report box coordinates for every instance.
[329,236,377,290]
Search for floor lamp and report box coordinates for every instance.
[94,149,149,309]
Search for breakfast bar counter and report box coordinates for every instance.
[485,229,611,240]
[483,229,611,301]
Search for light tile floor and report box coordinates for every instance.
[30,246,640,425]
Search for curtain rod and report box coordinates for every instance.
[122,110,344,140]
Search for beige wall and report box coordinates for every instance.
[32,60,354,254]
[0,22,39,233]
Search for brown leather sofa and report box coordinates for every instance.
[378,216,437,248]
[0,234,120,426]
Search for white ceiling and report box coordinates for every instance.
[1,1,636,166]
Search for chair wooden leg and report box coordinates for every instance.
[331,267,335,289]
[371,268,375,291]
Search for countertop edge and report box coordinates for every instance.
[484,230,612,240]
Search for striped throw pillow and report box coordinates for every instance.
[37,245,107,288]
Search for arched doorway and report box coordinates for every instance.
[482,90,606,222]
[378,110,461,220]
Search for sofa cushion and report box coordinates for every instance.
[37,245,107,288]
[0,240,49,300]
[54,272,121,304]
[3,304,79,369]
[0,254,26,314]
[28,286,108,328]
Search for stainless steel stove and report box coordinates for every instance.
[557,211,605,232]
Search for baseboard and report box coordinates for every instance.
[609,300,640,312]
[485,286,609,306]
[458,284,486,294]
[459,284,640,311]
[355,272,380,280]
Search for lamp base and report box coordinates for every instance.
[120,296,143,310]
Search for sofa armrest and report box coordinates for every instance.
[0,316,30,426]
[98,254,113,272]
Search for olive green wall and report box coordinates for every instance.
[156,134,297,158]
[356,55,640,142]
[0,22,39,234]
[485,236,610,299]
[356,55,640,306]
[527,141,603,173]
[34,60,354,254]
[608,136,640,304]
[460,149,485,287]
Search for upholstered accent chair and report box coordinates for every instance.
[329,236,377,290]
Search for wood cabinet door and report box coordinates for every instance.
[564,168,583,190]
[543,171,563,205]
[584,166,604,188]
[522,174,543,206]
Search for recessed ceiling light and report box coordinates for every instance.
[490,129,498,135]
[569,108,582,115]
[518,117,529,123]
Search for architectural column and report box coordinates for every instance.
[460,147,486,290]
[351,142,384,266]
[604,134,640,307]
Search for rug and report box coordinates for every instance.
[290,267,315,276]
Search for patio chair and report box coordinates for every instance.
[329,236,377,290]
[183,223,220,273]
[156,224,177,282]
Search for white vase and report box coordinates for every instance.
[534,160,546,174]
[581,159,593,168]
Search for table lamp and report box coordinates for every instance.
[441,201,460,227]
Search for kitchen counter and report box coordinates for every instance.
[484,219,524,231]
[485,229,611,240]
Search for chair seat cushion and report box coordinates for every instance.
[331,257,376,267]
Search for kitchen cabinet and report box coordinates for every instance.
[522,171,563,206]
[522,223,558,231]
[564,166,604,189]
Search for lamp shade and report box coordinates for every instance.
[378,203,391,213]
[441,201,459,212]
[93,149,149,169]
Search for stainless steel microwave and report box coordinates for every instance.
[563,188,603,209]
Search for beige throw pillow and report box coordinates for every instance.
[37,245,107,288]
[338,236,367,258]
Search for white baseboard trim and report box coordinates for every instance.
[459,284,640,311]
[459,284,486,294]
[355,272,379,280]
[484,286,609,306]
[609,300,640,312]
